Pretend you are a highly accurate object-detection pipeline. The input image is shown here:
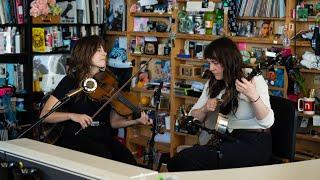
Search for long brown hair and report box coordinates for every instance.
[204,37,244,114]
[67,35,106,87]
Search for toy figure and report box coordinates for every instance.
[137,61,149,88]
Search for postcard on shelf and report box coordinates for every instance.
[133,17,149,32]
[33,54,69,93]
[148,59,171,83]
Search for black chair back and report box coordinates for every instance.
[270,95,297,162]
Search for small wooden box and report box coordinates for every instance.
[32,14,61,24]
[179,64,202,78]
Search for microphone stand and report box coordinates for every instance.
[189,120,228,169]
[17,95,73,139]
[146,82,163,170]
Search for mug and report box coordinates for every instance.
[298,97,315,115]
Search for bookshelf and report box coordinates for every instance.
[288,0,320,160]
[102,0,320,164]
[117,0,296,158]
[115,0,174,165]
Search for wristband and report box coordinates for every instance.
[251,96,260,103]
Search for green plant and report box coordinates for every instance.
[293,69,307,97]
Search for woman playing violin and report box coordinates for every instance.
[40,35,152,165]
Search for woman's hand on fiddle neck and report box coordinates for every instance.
[69,113,93,129]
[235,78,259,101]
[136,112,153,125]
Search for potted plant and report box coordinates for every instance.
[293,69,307,97]
[30,0,62,24]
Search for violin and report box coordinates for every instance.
[74,58,154,135]
[88,58,153,120]
[89,68,141,119]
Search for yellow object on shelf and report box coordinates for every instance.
[140,96,150,107]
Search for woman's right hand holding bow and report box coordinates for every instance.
[69,113,93,129]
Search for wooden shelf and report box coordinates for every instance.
[300,68,320,74]
[231,36,275,44]
[105,31,127,36]
[174,131,198,138]
[176,33,220,41]
[130,53,171,60]
[174,94,199,101]
[128,135,170,153]
[237,17,285,21]
[131,87,170,97]
[130,12,172,17]
[176,76,207,82]
[296,134,320,143]
[298,112,318,118]
[293,41,311,47]
[175,57,206,63]
[128,31,170,37]
[290,17,317,23]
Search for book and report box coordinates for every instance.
[15,0,24,24]
[107,0,125,31]
[32,28,45,52]
[76,0,86,23]
[0,0,5,24]
[0,31,12,54]
[57,0,77,24]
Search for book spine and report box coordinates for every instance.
[16,0,24,24]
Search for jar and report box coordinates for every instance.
[194,14,204,34]
[204,11,214,35]
[185,14,194,34]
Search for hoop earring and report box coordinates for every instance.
[99,66,106,72]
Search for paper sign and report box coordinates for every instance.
[300,117,308,128]
[313,115,320,126]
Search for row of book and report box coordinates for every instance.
[238,0,286,18]
[62,0,107,24]
[0,64,24,93]
[32,26,101,53]
[0,0,108,25]
[0,27,22,54]
[0,0,25,24]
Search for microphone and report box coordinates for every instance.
[153,82,163,107]
[61,78,97,101]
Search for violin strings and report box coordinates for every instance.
[117,94,140,113]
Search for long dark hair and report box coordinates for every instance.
[204,37,244,114]
[67,35,106,87]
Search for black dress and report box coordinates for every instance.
[52,75,136,165]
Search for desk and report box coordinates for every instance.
[2,139,320,179]
[156,159,320,180]
[0,138,157,179]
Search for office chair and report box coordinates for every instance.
[269,95,297,163]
